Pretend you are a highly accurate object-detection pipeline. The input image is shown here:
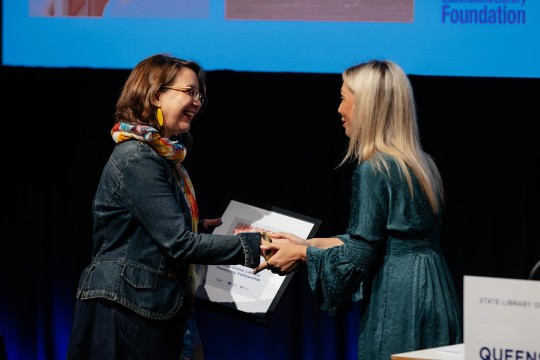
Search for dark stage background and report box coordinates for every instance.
[0,65,539,360]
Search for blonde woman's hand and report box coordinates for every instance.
[266,232,307,245]
[253,242,307,275]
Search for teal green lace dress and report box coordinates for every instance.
[306,155,463,360]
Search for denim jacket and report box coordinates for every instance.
[75,140,261,320]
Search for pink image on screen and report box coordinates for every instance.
[29,0,209,18]
[226,0,414,23]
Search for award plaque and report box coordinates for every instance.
[194,195,321,324]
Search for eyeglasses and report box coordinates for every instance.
[162,86,205,104]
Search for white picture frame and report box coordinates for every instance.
[194,196,321,324]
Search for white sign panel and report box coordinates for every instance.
[464,275,540,360]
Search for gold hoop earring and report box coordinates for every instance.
[156,108,164,126]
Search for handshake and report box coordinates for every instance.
[254,231,308,275]
[260,232,276,262]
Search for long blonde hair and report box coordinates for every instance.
[340,60,444,214]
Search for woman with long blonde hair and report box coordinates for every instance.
[255,60,463,360]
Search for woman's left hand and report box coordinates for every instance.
[253,242,307,275]
[198,218,223,233]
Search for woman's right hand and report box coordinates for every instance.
[266,232,307,245]
[253,242,307,275]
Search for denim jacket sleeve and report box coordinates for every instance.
[110,140,261,267]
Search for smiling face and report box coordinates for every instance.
[338,83,355,138]
[157,67,203,138]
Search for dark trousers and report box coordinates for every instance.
[67,299,187,360]
[0,333,6,360]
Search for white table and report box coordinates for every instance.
[391,343,464,360]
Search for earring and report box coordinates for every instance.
[156,108,164,126]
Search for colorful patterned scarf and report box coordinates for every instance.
[111,122,199,231]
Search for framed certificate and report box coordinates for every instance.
[194,195,321,324]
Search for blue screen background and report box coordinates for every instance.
[3,0,539,77]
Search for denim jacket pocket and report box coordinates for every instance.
[121,264,158,290]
